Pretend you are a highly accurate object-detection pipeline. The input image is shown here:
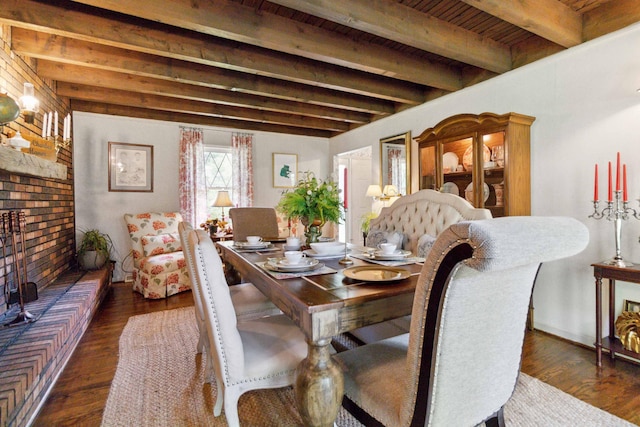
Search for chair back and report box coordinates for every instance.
[229,207,279,241]
[123,212,183,267]
[401,216,588,426]
[185,229,244,382]
[178,222,205,324]
[368,189,491,253]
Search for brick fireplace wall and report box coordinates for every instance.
[0,25,74,318]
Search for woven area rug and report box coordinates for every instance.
[101,307,634,427]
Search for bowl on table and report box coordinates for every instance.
[309,241,345,256]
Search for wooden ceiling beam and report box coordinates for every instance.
[37,61,373,124]
[583,0,640,41]
[461,0,582,48]
[70,100,335,138]
[57,83,351,132]
[269,0,511,73]
[0,0,427,103]
[68,0,463,90]
[11,28,396,115]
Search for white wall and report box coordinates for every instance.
[74,113,329,281]
[329,23,640,346]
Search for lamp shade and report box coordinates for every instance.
[365,184,382,197]
[213,190,233,207]
[383,185,398,196]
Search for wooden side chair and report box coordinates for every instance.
[335,216,589,427]
[229,207,280,242]
[184,228,309,427]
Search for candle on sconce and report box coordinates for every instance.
[616,152,621,191]
[47,111,53,137]
[608,161,612,202]
[54,111,58,138]
[41,112,46,138]
[623,164,628,202]
[343,168,348,210]
[594,164,598,201]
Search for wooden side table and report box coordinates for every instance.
[592,262,640,367]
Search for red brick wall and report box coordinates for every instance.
[0,25,74,317]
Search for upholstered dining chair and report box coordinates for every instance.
[185,228,309,427]
[335,216,589,427]
[229,207,280,242]
[177,222,280,354]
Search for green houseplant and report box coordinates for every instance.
[78,229,113,270]
[276,171,343,244]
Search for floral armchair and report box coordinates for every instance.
[123,212,191,299]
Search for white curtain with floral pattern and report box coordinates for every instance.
[179,127,207,226]
[232,132,254,207]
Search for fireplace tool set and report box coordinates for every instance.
[1,210,39,327]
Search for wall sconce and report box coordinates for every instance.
[18,83,39,124]
[366,184,399,201]
[213,190,234,221]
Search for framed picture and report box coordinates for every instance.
[624,299,640,313]
[108,142,154,192]
[273,153,297,188]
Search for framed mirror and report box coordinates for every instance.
[380,131,411,195]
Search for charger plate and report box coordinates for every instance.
[343,266,411,282]
[265,257,321,272]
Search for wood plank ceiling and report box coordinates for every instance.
[1,0,638,138]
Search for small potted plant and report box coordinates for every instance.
[78,229,113,270]
[360,211,378,245]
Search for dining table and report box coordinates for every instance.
[217,240,424,427]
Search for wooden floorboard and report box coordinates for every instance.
[33,282,640,426]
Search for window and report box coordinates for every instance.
[204,146,233,219]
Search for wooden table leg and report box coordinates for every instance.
[294,338,344,427]
[608,278,616,361]
[595,275,603,367]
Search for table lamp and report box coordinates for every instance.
[213,190,233,221]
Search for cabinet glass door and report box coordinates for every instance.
[481,131,505,215]
[419,144,436,190]
[442,136,472,201]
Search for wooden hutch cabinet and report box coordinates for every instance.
[415,112,535,217]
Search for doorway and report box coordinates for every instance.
[336,146,372,244]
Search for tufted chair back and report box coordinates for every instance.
[124,212,183,267]
[369,189,491,253]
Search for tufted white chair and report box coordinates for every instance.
[178,222,281,369]
[185,228,308,427]
[352,189,492,344]
[368,189,491,254]
[336,216,589,427]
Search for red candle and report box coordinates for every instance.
[594,164,598,201]
[616,152,621,191]
[623,164,628,202]
[343,168,348,210]
[608,161,612,202]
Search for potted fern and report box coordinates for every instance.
[78,229,113,270]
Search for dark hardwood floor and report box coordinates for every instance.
[33,282,640,426]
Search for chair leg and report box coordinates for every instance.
[484,407,505,427]
[223,389,241,427]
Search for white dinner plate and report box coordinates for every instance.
[443,152,459,173]
[343,266,411,282]
[233,241,271,249]
[464,182,490,203]
[265,257,321,272]
[441,182,459,196]
[370,249,412,260]
[304,249,348,259]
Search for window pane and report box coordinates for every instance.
[204,147,233,221]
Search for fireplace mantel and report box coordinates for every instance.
[0,146,67,180]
